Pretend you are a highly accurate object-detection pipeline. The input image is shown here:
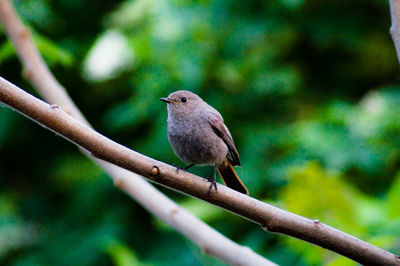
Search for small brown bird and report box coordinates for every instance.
[160,90,248,194]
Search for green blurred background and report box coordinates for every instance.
[0,0,399,265]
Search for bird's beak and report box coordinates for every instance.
[160,97,172,103]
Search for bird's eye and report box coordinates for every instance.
[181,97,187,103]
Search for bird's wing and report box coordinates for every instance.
[203,112,240,166]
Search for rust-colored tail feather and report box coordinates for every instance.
[217,162,248,195]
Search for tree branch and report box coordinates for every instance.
[390,0,400,63]
[0,77,399,266]
[0,0,275,265]
[1,1,399,265]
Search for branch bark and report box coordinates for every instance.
[390,0,400,63]
[1,1,399,265]
[0,1,274,265]
[0,77,399,266]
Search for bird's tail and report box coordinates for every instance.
[217,161,248,195]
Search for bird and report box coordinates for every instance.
[160,90,248,195]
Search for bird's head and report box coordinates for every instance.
[160,90,201,116]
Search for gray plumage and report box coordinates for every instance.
[160,90,248,194]
[164,91,238,167]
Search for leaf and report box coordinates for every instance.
[387,172,400,219]
[279,162,372,264]
[105,240,147,266]
[0,41,15,64]
[33,32,74,67]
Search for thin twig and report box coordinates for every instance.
[0,0,275,265]
[0,77,399,266]
[390,0,400,64]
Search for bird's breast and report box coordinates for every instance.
[167,117,228,165]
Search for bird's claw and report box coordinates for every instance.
[172,163,195,174]
[171,163,183,174]
[207,178,218,195]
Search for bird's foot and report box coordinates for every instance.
[172,163,195,174]
[171,163,183,174]
[207,177,218,195]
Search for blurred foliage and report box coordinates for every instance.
[0,0,399,265]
